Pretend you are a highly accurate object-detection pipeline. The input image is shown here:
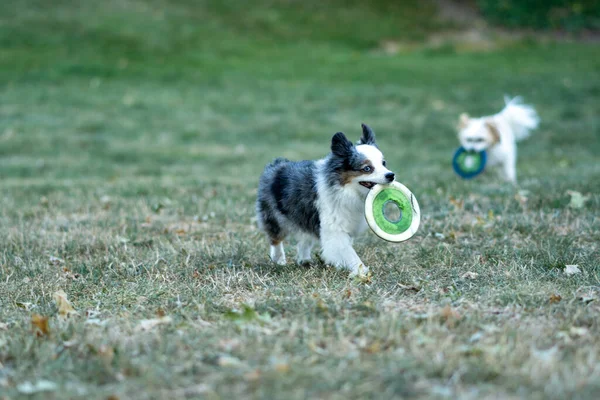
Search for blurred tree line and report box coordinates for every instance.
[476,0,600,31]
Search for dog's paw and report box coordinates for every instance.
[297,258,312,267]
[270,255,287,265]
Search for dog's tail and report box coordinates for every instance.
[500,96,540,141]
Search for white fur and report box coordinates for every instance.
[458,96,539,183]
[296,233,317,264]
[270,242,286,265]
[314,145,393,277]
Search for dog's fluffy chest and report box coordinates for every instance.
[317,186,367,236]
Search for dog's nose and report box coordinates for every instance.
[385,172,395,182]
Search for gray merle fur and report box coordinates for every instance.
[256,158,321,240]
[256,126,376,246]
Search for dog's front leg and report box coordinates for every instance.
[320,230,368,277]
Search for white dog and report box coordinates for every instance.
[256,124,394,277]
[457,96,539,183]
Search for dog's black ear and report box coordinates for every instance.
[358,123,376,145]
[331,132,354,157]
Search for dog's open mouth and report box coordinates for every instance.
[359,181,377,189]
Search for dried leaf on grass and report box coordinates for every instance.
[136,316,172,332]
[564,265,581,276]
[97,344,115,365]
[17,380,57,394]
[53,290,79,319]
[549,294,562,304]
[461,271,479,280]
[449,196,464,209]
[569,326,589,337]
[398,284,421,292]
[31,314,50,337]
[217,355,244,367]
[15,302,36,311]
[225,304,271,325]
[440,305,461,328]
[48,256,64,265]
[566,190,590,209]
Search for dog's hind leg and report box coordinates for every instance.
[257,199,287,265]
[270,241,287,265]
[501,156,517,184]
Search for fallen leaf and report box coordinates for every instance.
[316,299,329,314]
[461,271,479,280]
[244,369,262,381]
[531,346,559,364]
[53,290,79,319]
[85,318,108,326]
[364,341,381,354]
[515,190,529,206]
[570,326,589,337]
[31,314,50,337]
[549,294,562,304]
[136,316,172,332]
[97,344,115,365]
[380,40,401,55]
[171,384,212,397]
[274,362,290,373]
[217,355,243,367]
[100,195,111,210]
[449,197,464,209]
[564,265,581,276]
[566,190,590,209]
[579,296,595,304]
[0,322,8,330]
[469,331,484,343]
[218,339,241,352]
[49,256,64,265]
[62,339,79,348]
[17,380,57,394]
[15,302,36,310]
[398,283,420,292]
[440,305,461,328]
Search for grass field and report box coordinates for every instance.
[1,1,600,399]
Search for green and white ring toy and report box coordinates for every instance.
[452,147,487,179]
[365,181,420,243]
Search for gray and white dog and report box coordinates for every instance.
[256,124,395,277]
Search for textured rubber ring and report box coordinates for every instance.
[452,147,486,179]
[365,181,420,242]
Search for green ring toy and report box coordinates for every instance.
[452,147,487,179]
[364,181,420,242]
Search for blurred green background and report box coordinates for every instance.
[1,2,600,398]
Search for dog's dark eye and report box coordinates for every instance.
[382,160,387,167]
[362,166,372,173]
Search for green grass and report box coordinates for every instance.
[1,1,600,399]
